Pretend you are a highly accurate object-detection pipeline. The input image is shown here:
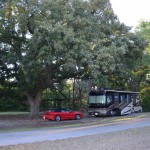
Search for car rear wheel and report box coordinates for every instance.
[75,114,81,120]
[55,115,61,121]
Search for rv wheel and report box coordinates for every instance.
[110,110,114,117]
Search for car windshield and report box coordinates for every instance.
[49,109,70,112]
[89,95,106,104]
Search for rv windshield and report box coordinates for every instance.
[89,95,106,104]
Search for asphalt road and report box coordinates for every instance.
[0,114,150,146]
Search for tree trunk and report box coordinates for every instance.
[27,90,42,119]
[72,78,75,110]
[79,87,83,111]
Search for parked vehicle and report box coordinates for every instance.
[42,108,83,121]
[88,87,142,117]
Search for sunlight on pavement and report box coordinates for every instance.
[114,114,147,122]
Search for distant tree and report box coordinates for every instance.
[110,32,147,91]
[136,20,150,40]
[135,20,150,85]
[135,20,150,111]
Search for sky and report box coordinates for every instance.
[110,0,150,29]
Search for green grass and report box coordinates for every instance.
[0,111,29,115]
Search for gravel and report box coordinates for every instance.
[0,126,150,150]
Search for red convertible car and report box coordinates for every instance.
[42,108,83,121]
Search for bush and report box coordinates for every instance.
[0,87,28,111]
[141,87,150,112]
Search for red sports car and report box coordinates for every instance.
[42,108,83,121]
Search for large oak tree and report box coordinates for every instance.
[0,0,139,118]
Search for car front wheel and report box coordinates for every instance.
[55,115,61,121]
[75,114,81,120]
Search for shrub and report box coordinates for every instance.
[141,87,150,112]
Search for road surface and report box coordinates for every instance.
[0,114,150,146]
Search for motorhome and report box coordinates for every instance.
[88,88,142,117]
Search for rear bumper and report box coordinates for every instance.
[42,115,55,120]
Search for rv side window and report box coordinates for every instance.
[120,94,126,103]
[114,94,119,102]
[106,95,113,105]
[126,94,131,103]
[134,94,141,106]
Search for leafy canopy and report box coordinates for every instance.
[0,0,128,95]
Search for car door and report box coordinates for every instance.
[59,109,68,120]
[66,110,75,119]
[62,109,74,120]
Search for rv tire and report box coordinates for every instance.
[110,110,114,117]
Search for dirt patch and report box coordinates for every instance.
[0,114,82,131]
[0,113,105,131]
[0,112,149,131]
